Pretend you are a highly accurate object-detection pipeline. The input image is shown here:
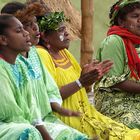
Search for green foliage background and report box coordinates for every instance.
[0,0,116,61]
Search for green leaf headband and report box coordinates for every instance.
[110,0,140,25]
[38,11,67,32]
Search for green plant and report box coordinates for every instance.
[38,11,67,32]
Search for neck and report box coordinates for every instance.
[0,49,18,64]
[43,43,60,55]
[20,51,28,58]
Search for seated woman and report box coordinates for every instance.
[1,2,91,140]
[36,11,140,139]
[94,0,140,129]
[0,13,48,140]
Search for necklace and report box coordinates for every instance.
[52,50,71,67]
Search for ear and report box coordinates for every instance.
[40,32,49,43]
[118,18,125,27]
[0,35,8,46]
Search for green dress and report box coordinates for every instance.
[0,59,43,140]
[95,34,140,129]
[17,46,88,140]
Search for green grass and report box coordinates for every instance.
[0,0,117,61]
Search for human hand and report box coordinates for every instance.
[81,59,99,75]
[79,66,101,87]
[79,60,113,87]
[58,107,81,117]
[51,102,81,117]
[96,60,113,79]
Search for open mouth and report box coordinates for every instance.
[35,32,40,38]
[64,38,70,42]
[26,41,32,46]
[26,37,32,46]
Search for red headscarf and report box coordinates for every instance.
[107,25,140,80]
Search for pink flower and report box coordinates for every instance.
[114,5,119,11]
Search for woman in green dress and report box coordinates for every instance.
[0,14,46,140]
[95,0,140,129]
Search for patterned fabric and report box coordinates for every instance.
[95,34,140,129]
[17,46,88,140]
[0,59,43,140]
[37,46,140,140]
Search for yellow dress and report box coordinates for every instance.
[37,46,140,140]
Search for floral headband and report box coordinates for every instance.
[110,0,140,25]
[38,11,67,32]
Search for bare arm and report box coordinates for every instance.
[112,79,140,93]
[60,60,113,99]
[36,125,52,140]
[51,102,80,116]
[60,82,81,99]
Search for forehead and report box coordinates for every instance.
[127,8,140,15]
[8,17,22,27]
[57,23,66,30]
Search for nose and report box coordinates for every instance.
[23,29,29,37]
[64,30,69,36]
[138,18,140,23]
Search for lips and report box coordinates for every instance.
[64,38,70,43]
[26,41,32,46]
[35,32,40,38]
[26,37,32,46]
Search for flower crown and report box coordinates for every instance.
[110,0,140,25]
[38,11,67,32]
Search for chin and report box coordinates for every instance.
[65,46,69,49]
[64,43,69,49]
[24,45,31,52]
[32,39,39,46]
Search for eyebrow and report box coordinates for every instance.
[13,24,23,30]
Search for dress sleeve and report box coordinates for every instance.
[44,67,62,105]
[0,67,26,122]
[37,48,62,105]
[96,35,130,88]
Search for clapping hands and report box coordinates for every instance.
[79,60,113,87]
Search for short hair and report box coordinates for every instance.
[1,2,25,14]
[0,14,14,35]
[1,2,48,24]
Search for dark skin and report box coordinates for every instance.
[41,24,113,99]
[2,17,52,140]
[60,60,113,99]
[0,17,30,64]
[36,125,52,140]
[112,8,140,93]
[0,16,53,139]
[21,16,82,140]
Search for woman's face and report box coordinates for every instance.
[47,24,70,50]
[4,17,31,53]
[23,16,40,45]
[120,8,140,36]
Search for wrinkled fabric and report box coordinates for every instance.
[37,46,140,140]
[95,34,140,129]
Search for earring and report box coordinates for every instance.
[47,44,51,49]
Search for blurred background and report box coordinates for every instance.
[0,0,116,61]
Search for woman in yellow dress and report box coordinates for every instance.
[37,11,140,139]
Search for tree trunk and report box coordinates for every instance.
[80,0,94,67]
